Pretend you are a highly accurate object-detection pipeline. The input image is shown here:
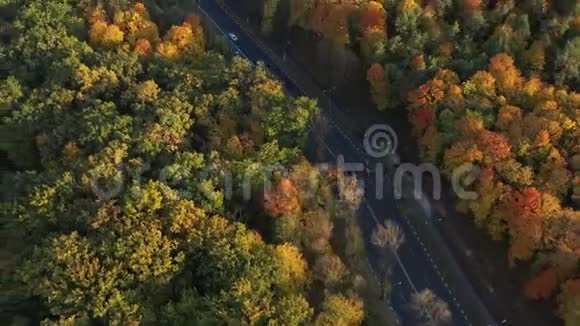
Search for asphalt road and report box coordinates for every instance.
[196,1,497,325]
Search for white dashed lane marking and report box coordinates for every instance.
[206,1,473,324]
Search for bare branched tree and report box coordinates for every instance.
[410,289,452,326]
[371,219,405,299]
[371,220,405,252]
[313,254,349,288]
[304,210,334,254]
[338,173,363,210]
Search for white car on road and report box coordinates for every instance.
[228,33,238,42]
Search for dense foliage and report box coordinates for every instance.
[246,0,580,324]
[266,0,579,108]
[408,62,579,325]
[0,1,385,324]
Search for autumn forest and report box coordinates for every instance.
[0,0,386,324]
[242,0,579,324]
[1,0,579,325]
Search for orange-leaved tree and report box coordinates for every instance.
[526,268,558,300]
[478,130,512,165]
[264,178,301,217]
[409,107,434,137]
[507,187,544,263]
[359,1,386,33]
[489,53,523,97]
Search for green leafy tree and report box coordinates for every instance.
[554,37,580,88]
[262,0,279,36]
[315,293,364,326]
[0,76,23,115]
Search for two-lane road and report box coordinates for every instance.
[196,1,496,325]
